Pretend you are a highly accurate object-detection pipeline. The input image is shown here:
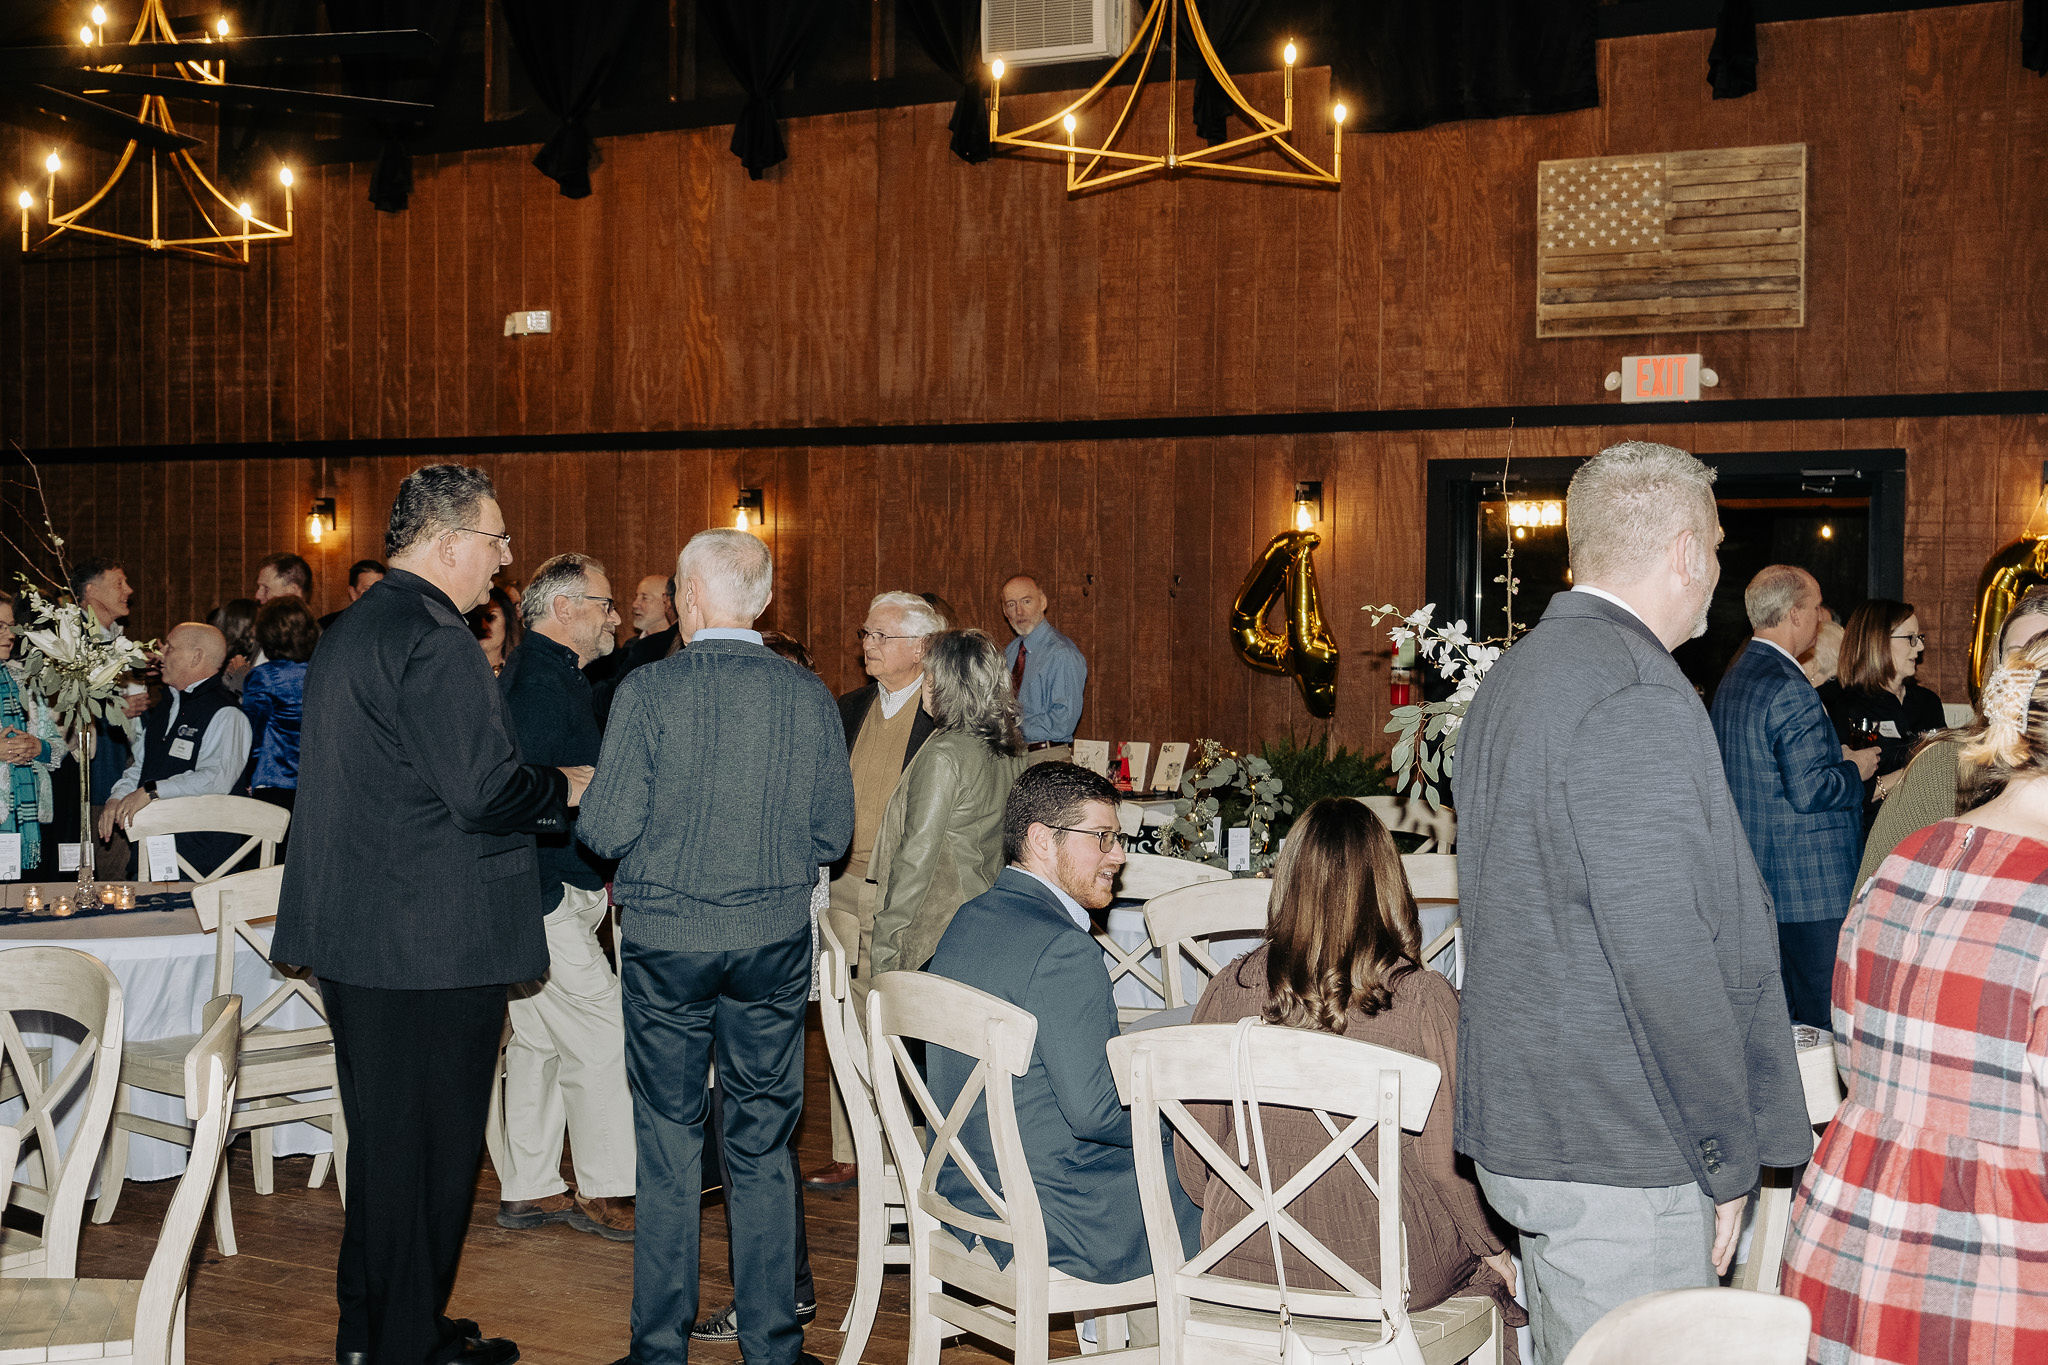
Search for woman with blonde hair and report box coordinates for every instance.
[1783,634,2048,1362]
[866,628,1027,979]
[1176,798,1524,1354]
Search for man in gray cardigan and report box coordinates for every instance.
[579,528,853,1365]
[1453,441,1813,1364]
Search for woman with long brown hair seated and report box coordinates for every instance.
[1175,797,1524,1350]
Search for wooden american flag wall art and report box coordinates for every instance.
[1535,143,1807,339]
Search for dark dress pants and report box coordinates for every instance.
[624,925,810,1365]
[1778,916,1846,1029]
[321,979,506,1365]
[707,1075,815,1306]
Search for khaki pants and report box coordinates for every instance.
[827,870,879,1164]
[501,884,636,1201]
[1025,745,1073,767]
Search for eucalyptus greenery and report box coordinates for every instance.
[1159,738,1295,876]
[14,581,154,726]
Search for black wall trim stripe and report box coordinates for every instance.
[19,389,2045,465]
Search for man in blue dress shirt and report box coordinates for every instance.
[1001,574,1087,765]
[1710,564,1879,1027]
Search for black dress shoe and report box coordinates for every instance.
[337,1354,367,1365]
[446,1339,519,1365]
[441,1316,482,1342]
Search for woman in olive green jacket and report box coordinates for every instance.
[868,629,1028,979]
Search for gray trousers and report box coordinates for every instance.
[1476,1165,1716,1365]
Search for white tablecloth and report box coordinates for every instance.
[2,908,331,1183]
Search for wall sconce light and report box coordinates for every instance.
[734,487,764,532]
[306,496,337,545]
[1506,499,1564,530]
[1292,481,1323,533]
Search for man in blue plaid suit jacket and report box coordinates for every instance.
[1711,565,1879,1026]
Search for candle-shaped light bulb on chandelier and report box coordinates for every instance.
[1282,41,1296,123]
[216,15,229,35]
[237,201,251,218]
[17,189,31,250]
[79,25,94,44]
[91,5,107,24]
[44,153,61,175]
[1283,41,1297,66]
[1331,102,1346,178]
[278,166,294,187]
[988,57,1004,136]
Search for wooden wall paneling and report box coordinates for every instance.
[2010,19,2048,391]
[1291,68,1342,412]
[517,167,560,434]
[1374,125,1423,411]
[1088,140,1146,420]
[1053,148,1104,421]
[956,114,1010,424]
[603,137,651,433]
[1417,123,1467,409]
[1460,121,1515,408]
[802,115,882,429]
[1047,443,1100,737]
[1166,438,1216,747]
[1171,165,1223,413]
[1787,20,1846,398]
[1127,439,1177,738]
[1014,132,1066,425]
[1895,12,1955,392]
[455,154,498,440]
[770,445,811,641]
[1088,438,1135,741]
[827,445,879,696]
[871,107,925,425]
[1898,413,1947,683]
[1939,5,2010,392]
[1207,436,1254,751]
[559,195,607,436]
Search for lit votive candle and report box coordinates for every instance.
[100,885,118,905]
[22,886,41,912]
[117,886,136,910]
[53,896,74,917]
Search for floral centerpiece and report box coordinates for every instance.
[1362,604,1505,809]
[1158,739,1294,876]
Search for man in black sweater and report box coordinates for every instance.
[495,553,636,1242]
[273,465,591,1365]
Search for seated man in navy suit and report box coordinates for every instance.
[924,762,1199,1337]
[1711,564,1879,1027]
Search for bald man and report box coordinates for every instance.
[101,622,254,876]
[1001,574,1087,764]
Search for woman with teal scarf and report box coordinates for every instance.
[0,590,67,870]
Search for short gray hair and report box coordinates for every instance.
[678,529,773,621]
[869,590,944,637]
[1566,441,1718,583]
[1745,564,1813,630]
[521,553,606,628]
[386,464,496,559]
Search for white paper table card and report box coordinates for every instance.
[58,842,81,872]
[1072,739,1111,777]
[145,834,181,885]
[1119,742,1151,795]
[1154,742,1189,794]
[0,833,20,881]
[1227,825,1252,872]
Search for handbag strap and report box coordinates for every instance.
[1231,1017,1296,1335]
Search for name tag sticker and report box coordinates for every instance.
[58,843,81,872]
[168,738,195,760]
[0,833,20,880]
[1877,721,1900,739]
[145,834,180,884]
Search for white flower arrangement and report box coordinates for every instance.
[14,582,153,729]
[1363,603,1506,808]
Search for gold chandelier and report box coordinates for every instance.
[16,0,293,265]
[986,0,1344,195]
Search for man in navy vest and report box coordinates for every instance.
[99,622,252,875]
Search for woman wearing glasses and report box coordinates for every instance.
[866,628,1028,981]
[1820,600,1946,828]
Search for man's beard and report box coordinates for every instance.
[1053,843,1115,911]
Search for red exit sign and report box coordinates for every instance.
[1622,353,1702,403]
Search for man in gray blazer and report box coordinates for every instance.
[924,763,1199,1320]
[1453,441,1813,1364]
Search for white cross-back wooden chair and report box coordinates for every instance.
[94,864,344,1256]
[817,909,912,1365]
[1359,796,1457,854]
[1143,880,1272,1011]
[1561,1288,1810,1365]
[868,970,1157,1365]
[1,945,125,1279]
[1106,1022,1502,1365]
[0,995,240,1365]
[0,1124,17,1210]
[1729,1030,1842,1294]
[1101,855,1234,1024]
[124,794,288,883]
[1401,853,1463,986]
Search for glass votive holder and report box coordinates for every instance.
[99,884,118,905]
[117,886,136,910]
[22,886,41,913]
[53,895,74,917]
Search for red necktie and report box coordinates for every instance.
[1011,642,1027,697]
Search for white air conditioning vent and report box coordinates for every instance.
[983,0,1133,68]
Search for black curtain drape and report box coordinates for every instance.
[2026,0,2045,75]
[326,0,466,211]
[1708,0,1758,99]
[1185,0,1263,145]
[899,0,989,163]
[697,0,835,179]
[499,0,647,198]
[1327,0,1596,135]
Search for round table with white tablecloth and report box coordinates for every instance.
[0,885,331,1183]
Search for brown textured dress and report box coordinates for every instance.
[1177,946,1525,1352]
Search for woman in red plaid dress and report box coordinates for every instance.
[1782,639,2048,1364]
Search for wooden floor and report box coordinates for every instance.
[68,1016,1068,1365]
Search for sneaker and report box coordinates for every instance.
[497,1192,578,1230]
[688,1300,818,1343]
[569,1194,636,1243]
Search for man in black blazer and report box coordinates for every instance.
[273,465,591,1365]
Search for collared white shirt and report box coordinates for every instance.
[1571,584,1653,632]
[876,672,924,720]
[108,679,253,802]
[1018,866,1093,932]
[690,627,764,645]
[1755,636,1803,669]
